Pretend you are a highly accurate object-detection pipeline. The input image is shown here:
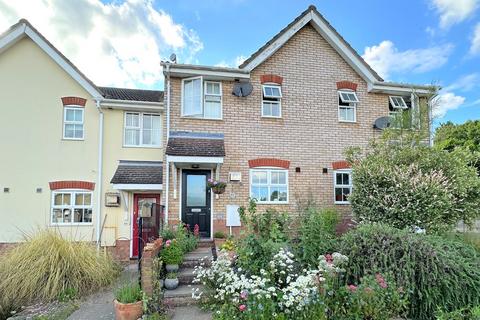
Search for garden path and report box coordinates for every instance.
[67,263,138,320]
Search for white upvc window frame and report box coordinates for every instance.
[338,90,359,103]
[249,168,289,204]
[51,189,93,225]
[334,169,353,205]
[261,84,282,118]
[181,76,223,120]
[389,96,408,109]
[123,112,162,148]
[63,106,84,140]
[337,90,357,123]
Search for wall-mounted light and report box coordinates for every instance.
[191,164,200,169]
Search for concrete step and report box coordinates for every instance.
[197,239,214,248]
[163,284,204,307]
[181,247,213,268]
[178,267,196,285]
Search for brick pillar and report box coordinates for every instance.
[140,238,163,296]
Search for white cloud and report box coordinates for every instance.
[0,0,203,87]
[432,92,466,118]
[362,40,453,79]
[430,0,479,29]
[444,73,480,92]
[470,23,480,55]
[215,55,247,68]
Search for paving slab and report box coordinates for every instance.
[170,306,212,320]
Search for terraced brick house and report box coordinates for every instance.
[0,5,431,259]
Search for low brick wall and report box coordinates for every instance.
[140,238,163,296]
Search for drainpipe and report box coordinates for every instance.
[164,62,171,226]
[96,99,104,249]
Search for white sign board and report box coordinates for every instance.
[226,205,241,227]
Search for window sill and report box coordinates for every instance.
[62,138,84,141]
[180,116,223,121]
[123,144,162,149]
[261,116,282,119]
[255,201,289,205]
[50,223,94,226]
[334,202,350,205]
[338,120,357,123]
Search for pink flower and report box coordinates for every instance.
[347,284,357,292]
[194,224,200,237]
[375,273,388,288]
[165,240,171,247]
[364,287,373,294]
[239,304,247,312]
[240,290,248,300]
[325,254,333,264]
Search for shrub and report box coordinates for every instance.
[337,224,480,320]
[0,230,118,312]
[236,199,290,274]
[160,240,183,265]
[436,305,480,320]
[297,207,340,266]
[213,231,226,239]
[115,283,142,304]
[164,224,198,254]
[346,142,480,233]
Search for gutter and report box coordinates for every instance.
[95,99,104,249]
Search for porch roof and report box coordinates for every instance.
[110,161,163,185]
[166,131,225,158]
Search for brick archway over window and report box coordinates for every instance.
[332,160,351,170]
[260,74,283,85]
[248,158,290,169]
[61,97,87,107]
[49,181,95,190]
[336,81,358,91]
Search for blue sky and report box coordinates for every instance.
[1,0,479,126]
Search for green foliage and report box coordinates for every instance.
[436,305,480,320]
[337,224,480,320]
[346,140,480,232]
[160,240,183,265]
[0,229,118,313]
[297,207,340,266]
[236,199,290,274]
[115,283,142,304]
[213,231,226,239]
[166,272,177,279]
[160,228,176,240]
[174,224,198,253]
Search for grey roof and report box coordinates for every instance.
[166,132,225,157]
[110,161,162,184]
[238,5,384,82]
[99,87,164,103]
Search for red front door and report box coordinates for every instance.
[133,194,161,258]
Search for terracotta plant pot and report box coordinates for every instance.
[165,264,179,272]
[114,300,143,320]
[165,278,179,290]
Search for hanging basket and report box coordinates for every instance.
[207,179,227,195]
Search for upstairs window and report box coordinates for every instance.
[334,170,352,204]
[250,169,288,203]
[338,90,358,122]
[262,84,282,117]
[389,96,408,109]
[63,107,84,140]
[124,112,161,147]
[182,77,222,119]
[389,96,411,128]
[51,190,92,224]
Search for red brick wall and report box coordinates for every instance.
[141,238,163,296]
[164,25,389,234]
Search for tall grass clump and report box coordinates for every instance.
[0,229,119,312]
[338,224,480,320]
[296,207,340,267]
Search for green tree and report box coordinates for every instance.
[434,120,480,172]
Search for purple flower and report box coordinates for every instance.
[240,290,248,300]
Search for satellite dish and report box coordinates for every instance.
[169,53,177,63]
[373,116,391,129]
[232,82,253,97]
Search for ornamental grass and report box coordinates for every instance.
[0,229,119,313]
